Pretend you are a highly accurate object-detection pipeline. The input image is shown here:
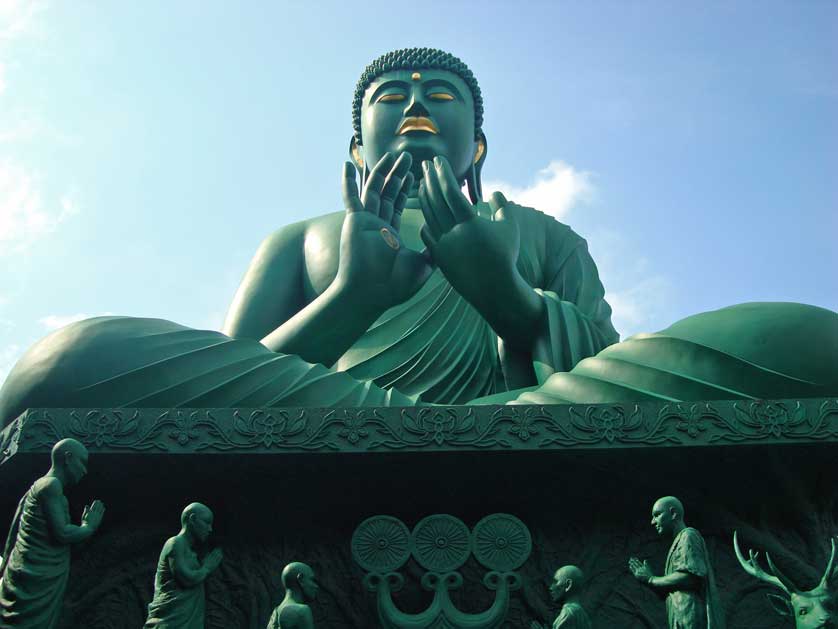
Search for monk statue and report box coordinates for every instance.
[0,47,835,423]
[531,564,592,629]
[628,496,724,629]
[0,438,105,629]
[143,503,223,629]
[266,562,320,629]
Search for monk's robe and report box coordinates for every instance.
[552,601,592,629]
[143,539,205,629]
[0,203,617,424]
[337,201,618,402]
[0,479,71,629]
[663,527,724,629]
[512,302,838,405]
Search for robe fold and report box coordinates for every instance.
[0,479,71,629]
[0,202,618,421]
[144,539,205,629]
[664,527,724,629]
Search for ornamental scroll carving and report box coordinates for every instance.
[1,399,836,464]
[351,513,531,629]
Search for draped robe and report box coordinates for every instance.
[0,203,618,421]
[0,203,835,425]
[0,479,71,629]
[143,538,205,629]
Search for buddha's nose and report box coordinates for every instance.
[404,95,430,119]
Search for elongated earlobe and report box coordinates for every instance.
[348,136,369,191]
[466,133,487,203]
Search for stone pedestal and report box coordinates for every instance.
[1,399,835,628]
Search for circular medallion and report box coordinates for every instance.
[471,513,532,571]
[411,514,471,572]
[380,227,400,250]
[351,515,411,573]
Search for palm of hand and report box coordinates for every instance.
[418,156,519,301]
[340,211,432,308]
[338,152,432,310]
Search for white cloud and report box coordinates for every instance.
[0,161,79,256]
[0,0,45,43]
[483,159,673,339]
[483,161,595,220]
[39,312,112,331]
[584,229,674,339]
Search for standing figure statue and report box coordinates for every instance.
[266,562,319,629]
[143,503,223,629]
[531,565,591,629]
[628,496,724,629]
[0,438,105,629]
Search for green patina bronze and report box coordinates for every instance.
[629,497,724,629]
[734,531,838,628]
[531,565,592,629]
[266,562,320,629]
[0,438,104,629]
[351,513,530,629]
[143,503,223,629]
[0,46,836,426]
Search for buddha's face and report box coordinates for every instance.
[359,68,477,183]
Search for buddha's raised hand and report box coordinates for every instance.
[338,152,433,310]
[418,157,521,310]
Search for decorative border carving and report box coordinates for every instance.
[0,399,836,463]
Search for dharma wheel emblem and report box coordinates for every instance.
[351,513,531,629]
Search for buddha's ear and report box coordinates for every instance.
[348,136,369,190]
[465,131,487,204]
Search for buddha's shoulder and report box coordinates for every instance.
[256,211,344,256]
[482,198,583,241]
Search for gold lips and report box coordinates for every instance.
[397,117,439,135]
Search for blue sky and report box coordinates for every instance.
[1,0,836,384]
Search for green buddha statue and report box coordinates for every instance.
[0,48,835,424]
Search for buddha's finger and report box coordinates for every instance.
[362,152,396,216]
[422,160,455,234]
[488,191,509,217]
[418,180,443,239]
[392,172,414,232]
[341,163,364,214]
[434,156,473,224]
[380,153,412,223]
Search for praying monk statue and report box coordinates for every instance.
[266,562,320,629]
[0,438,105,629]
[531,564,592,629]
[629,496,724,629]
[143,503,223,629]
[0,47,835,422]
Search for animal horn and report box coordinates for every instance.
[817,537,837,589]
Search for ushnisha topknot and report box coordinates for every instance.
[352,47,484,143]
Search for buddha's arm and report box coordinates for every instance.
[481,221,618,386]
[41,479,97,545]
[223,223,381,368]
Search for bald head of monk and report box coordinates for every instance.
[282,562,319,603]
[549,564,586,604]
[651,496,686,538]
[50,438,89,486]
[181,502,214,543]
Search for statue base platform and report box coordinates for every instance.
[1,399,836,628]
